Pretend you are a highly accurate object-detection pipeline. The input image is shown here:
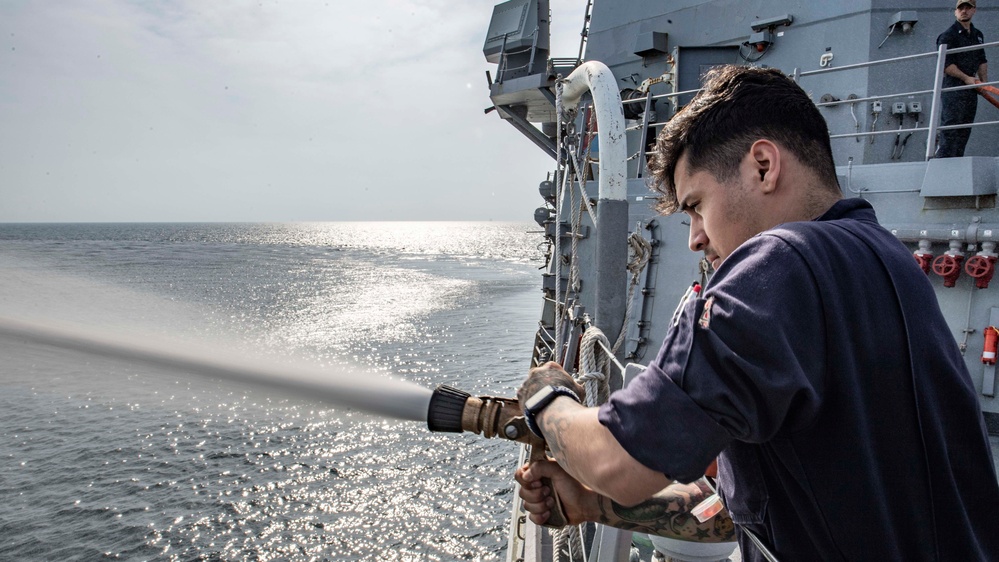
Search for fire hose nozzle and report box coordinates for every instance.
[427,385,539,445]
[426,385,470,433]
[426,385,567,527]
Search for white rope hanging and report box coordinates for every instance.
[612,230,653,354]
[554,78,566,356]
[577,326,612,407]
[553,523,585,562]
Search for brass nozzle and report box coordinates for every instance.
[427,385,540,446]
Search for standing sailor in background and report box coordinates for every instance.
[515,65,999,560]
[935,0,988,158]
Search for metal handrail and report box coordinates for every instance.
[628,41,997,161]
[829,119,999,141]
[495,28,541,84]
[815,78,999,109]
[925,43,949,155]
[799,50,939,77]
[792,40,998,160]
[798,39,999,78]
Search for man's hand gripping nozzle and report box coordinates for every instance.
[426,385,569,528]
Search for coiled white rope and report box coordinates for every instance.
[551,326,614,562]
[577,326,612,407]
[553,523,585,561]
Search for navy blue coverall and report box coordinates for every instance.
[599,199,999,560]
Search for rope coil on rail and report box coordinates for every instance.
[553,524,584,561]
[577,326,612,407]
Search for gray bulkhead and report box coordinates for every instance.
[487,0,999,426]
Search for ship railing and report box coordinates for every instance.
[622,88,702,176]
[494,26,542,83]
[550,57,583,75]
[796,40,999,160]
[624,40,999,169]
[533,309,631,383]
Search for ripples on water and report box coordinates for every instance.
[0,222,545,560]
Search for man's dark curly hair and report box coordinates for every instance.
[646,65,840,215]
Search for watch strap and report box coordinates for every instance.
[524,385,581,439]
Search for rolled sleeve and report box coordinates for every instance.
[598,234,826,483]
[598,335,731,483]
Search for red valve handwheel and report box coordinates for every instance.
[932,254,959,277]
[965,255,994,278]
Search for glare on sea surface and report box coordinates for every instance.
[230,221,542,373]
[0,220,543,561]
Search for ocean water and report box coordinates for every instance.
[0,222,546,561]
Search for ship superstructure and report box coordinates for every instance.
[481,2,999,561]
[486,0,999,423]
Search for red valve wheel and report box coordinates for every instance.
[932,254,959,277]
[965,255,994,278]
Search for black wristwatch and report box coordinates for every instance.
[523,385,581,439]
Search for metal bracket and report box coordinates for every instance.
[496,104,557,159]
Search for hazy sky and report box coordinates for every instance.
[0,1,583,222]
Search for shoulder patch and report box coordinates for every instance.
[699,296,715,329]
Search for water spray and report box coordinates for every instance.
[0,315,568,527]
[0,315,432,421]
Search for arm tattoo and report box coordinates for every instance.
[536,401,732,542]
[596,479,735,541]
[538,398,574,461]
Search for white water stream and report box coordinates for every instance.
[0,315,434,422]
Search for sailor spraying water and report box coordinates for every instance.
[514,66,999,561]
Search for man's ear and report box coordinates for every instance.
[749,140,781,194]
